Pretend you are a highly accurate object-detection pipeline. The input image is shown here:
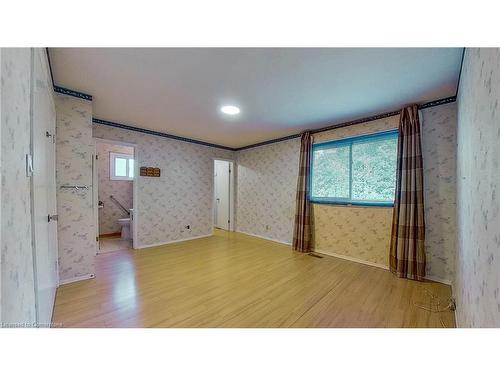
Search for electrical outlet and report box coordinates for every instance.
[449,298,457,311]
[185,225,191,230]
[265,225,270,230]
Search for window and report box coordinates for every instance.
[110,152,134,180]
[310,130,398,206]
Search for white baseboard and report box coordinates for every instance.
[424,275,452,286]
[59,273,95,285]
[314,249,389,270]
[136,234,213,249]
[236,230,292,246]
[315,248,452,285]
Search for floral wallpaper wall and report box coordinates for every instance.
[455,48,500,327]
[235,104,457,283]
[97,142,134,235]
[421,103,457,283]
[0,48,37,324]
[236,139,300,243]
[55,94,96,282]
[93,125,235,248]
[313,205,393,265]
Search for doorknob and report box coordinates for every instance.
[47,214,58,222]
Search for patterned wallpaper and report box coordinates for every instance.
[235,104,457,283]
[55,94,96,282]
[236,138,299,243]
[97,142,134,235]
[0,48,37,324]
[313,205,392,265]
[455,48,500,327]
[421,103,457,283]
[93,125,235,248]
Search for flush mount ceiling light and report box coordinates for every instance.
[220,105,240,115]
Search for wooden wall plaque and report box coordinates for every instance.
[140,167,161,177]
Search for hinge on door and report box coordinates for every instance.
[96,236,99,242]
[95,154,98,160]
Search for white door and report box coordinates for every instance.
[32,49,59,326]
[214,160,230,230]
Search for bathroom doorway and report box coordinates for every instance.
[93,138,136,254]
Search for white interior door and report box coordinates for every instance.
[32,49,59,326]
[214,160,230,230]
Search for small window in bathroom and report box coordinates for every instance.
[110,152,134,181]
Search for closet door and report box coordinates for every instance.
[32,48,59,326]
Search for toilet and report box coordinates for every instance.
[118,209,133,240]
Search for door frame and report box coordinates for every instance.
[94,137,138,249]
[212,158,235,232]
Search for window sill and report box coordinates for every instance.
[110,177,134,181]
[310,199,394,208]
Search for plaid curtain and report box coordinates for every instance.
[390,105,426,280]
[292,132,313,252]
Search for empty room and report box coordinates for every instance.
[3,46,499,328]
[1,2,500,372]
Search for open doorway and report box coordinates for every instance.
[93,139,136,254]
[213,159,234,232]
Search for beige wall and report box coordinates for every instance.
[313,204,392,265]
[236,138,299,243]
[455,48,500,327]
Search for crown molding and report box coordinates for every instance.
[236,96,457,151]
[45,47,55,87]
[92,118,235,151]
[54,85,93,101]
[455,47,467,98]
[51,84,456,152]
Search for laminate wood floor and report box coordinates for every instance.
[52,229,456,328]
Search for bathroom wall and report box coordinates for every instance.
[55,93,96,282]
[235,102,457,283]
[0,48,37,325]
[455,48,500,327]
[93,124,235,248]
[97,142,134,235]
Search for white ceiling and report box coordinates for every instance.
[49,48,463,148]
